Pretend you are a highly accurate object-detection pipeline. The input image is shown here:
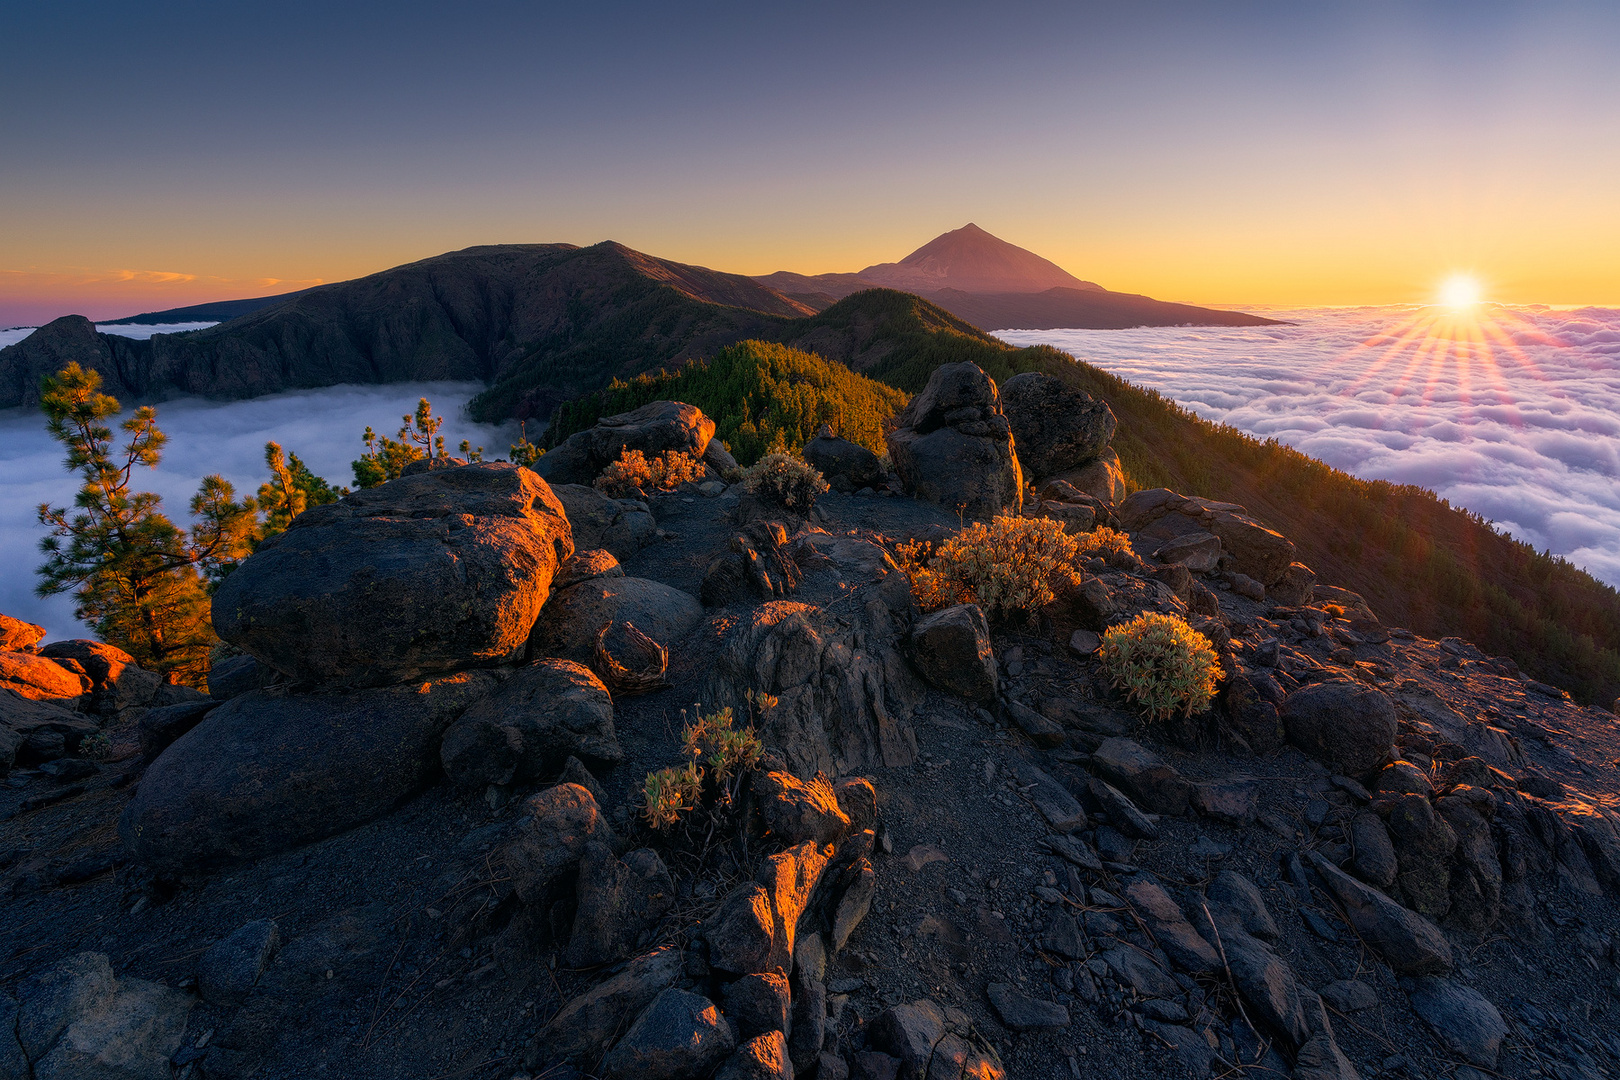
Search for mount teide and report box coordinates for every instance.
[756,223,1278,329]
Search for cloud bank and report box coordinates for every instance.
[0,381,521,640]
[1000,305,1620,588]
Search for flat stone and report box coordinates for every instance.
[1308,853,1452,975]
[198,919,279,1006]
[986,982,1069,1031]
[866,999,946,1077]
[1087,778,1159,839]
[1319,979,1378,1013]
[1092,738,1191,816]
[1101,947,1180,999]
[1010,759,1086,831]
[1125,880,1221,974]
[1191,780,1259,825]
[1208,870,1280,942]
[1406,977,1505,1069]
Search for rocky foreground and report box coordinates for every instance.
[0,373,1618,1080]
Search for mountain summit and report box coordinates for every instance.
[856,222,1102,294]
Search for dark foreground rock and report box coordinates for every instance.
[886,363,1022,520]
[120,672,497,875]
[213,463,573,689]
[439,658,619,788]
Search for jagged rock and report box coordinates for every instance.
[1373,760,1435,796]
[602,987,735,1080]
[1003,699,1064,748]
[866,999,946,1078]
[1405,977,1505,1068]
[503,783,612,904]
[215,463,573,689]
[708,841,831,975]
[1044,834,1106,873]
[1349,812,1398,888]
[1222,672,1285,753]
[1308,852,1453,974]
[723,972,791,1040]
[986,982,1069,1031]
[1269,562,1317,606]
[567,844,675,967]
[1092,738,1191,816]
[998,371,1116,477]
[0,650,89,706]
[1046,447,1126,504]
[121,672,497,875]
[707,600,918,779]
[18,952,193,1080]
[0,690,97,772]
[1209,870,1280,942]
[136,699,218,763]
[705,521,804,605]
[1155,530,1223,573]
[1281,680,1397,773]
[0,613,45,652]
[531,576,702,663]
[1192,780,1259,825]
[887,363,1022,520]
[1086,777,1159,839]
[716,1030,793,1080]
[440,659,619,788]
[206,653,271,701]
[198,919,280,1006]
[524,945,684,1069]
[1215,926,1311,1049]
[38,639,157,710]
[1040,913,1086,960]
[555,548,625,590]
[754,770,852,847]
[1125,880,1221,973]
[1319,979,1378,1013]
[803,426,885,489]
[549,484,658,561]
[907,605,996,702]
[1120,489,1296,584]
[1292,1034,1362,1080]
[834,777,878,835]
[1008,758,1087,831]
[1101,947,1179,998]
[831,859,876,951]
[1387,794,1458,918]
[788,973,827,1071]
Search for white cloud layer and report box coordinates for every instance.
[0,380,521,640]
[1000,305,1620,589]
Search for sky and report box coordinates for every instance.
[3,1,1619,326]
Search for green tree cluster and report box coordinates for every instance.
[352,398,447,488]
[547,340,908,466]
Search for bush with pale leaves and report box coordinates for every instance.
[1099,611,1221,721]
[897,515,1081,618]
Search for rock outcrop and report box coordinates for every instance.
[998,371,1116,479]
[535,400,716,486]
[886,363,1022,520]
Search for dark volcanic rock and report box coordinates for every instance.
[525,945,684,1069]
[602,987,734,1080]
[120,672,497,875]
[548,484,658,561]
[1308,852,1453,974]
[866,999,946,1078]
[1405,976,1505,1068]
[137,699,219,763]
[715,1030,793,1080]
[198,919,280,1006]
[998,370,1116,477]
[907,604,996,703]
[439,658,619,788]
[886,363,1022,520]
[1281,680,1397,773]
[566,843,675,968]
[503,782,612,904]
[986,982,1070,1031]
[214,463,573,689]
[722,972,791,1040]
[707,841,831,975]
[802,425,885,489]
[752,770,852,846]
[205,653,272,701]
[1091,737,1191,816]
[530,576,703,663]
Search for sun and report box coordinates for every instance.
[1437,273,1483,308]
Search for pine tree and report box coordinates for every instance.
[352,397,447,487]
[35,364,257,684]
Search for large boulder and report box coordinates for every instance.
[17,951,193,1080]
[0,613,46,652]
[907,604,997,703]
[524,945,684,1070]
[440,659,619,788]
[802,424,885,490]
[0,651,89,706]
[214,463,573,689]
[1045,447,1126,504]
[997,371,1116,478]
[40,639,161,711]
[120,672,497,875]
[602,987,735,1080]
[706,600,919,778]
[535,401,716,487]
[549,484,658,561]
[1119,489,1296,585]
[886,363,1021,521]
[1281,680,1397,774]
[530,577,703,663]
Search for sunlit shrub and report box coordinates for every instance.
[896,515,1081,617]
[596,448,706,498]
[1074,526,1135,563]
[641,704,765,831]
[741,453,828,516]
[1098,611,1221,721]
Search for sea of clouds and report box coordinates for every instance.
[5,306,1620,640]
[1001,304,1620,588]
[0,316,521,638]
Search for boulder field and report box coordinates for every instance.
[1,374,1618,1080]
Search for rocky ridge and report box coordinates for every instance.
[0,371,1617,1080]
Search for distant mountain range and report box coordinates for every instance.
[755,223,1277,330]
[0,227,1276,420]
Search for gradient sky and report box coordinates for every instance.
[3,1,1617,326]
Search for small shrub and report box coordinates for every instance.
[641,704,764,831]
[1098,612,1221,721]
[1074,526,1135,563]
[741,453,828,516]
[596,448,705,498]
[896,515,1081,617]
[78,731,112,760]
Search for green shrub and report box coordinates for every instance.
[741,453,828,516]
[641,704,764,831]
[896,516,1080,617]
[1099,612,1221,721]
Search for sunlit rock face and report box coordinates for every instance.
[213,462,573,689]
